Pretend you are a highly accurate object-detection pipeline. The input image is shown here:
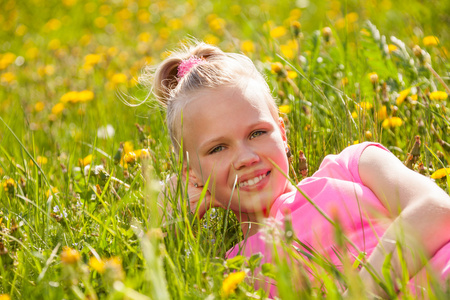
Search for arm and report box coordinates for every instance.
[357,146,450,296]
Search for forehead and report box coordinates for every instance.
[182,81,276,147]
[186,81,273,123]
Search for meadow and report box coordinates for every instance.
[0,0,450,298]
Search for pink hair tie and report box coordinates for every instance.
[177,56,206,79]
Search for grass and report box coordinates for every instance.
[1,0,450,298]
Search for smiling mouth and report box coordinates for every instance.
[236,171,271,188]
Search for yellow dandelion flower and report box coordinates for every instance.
[0,52,16,69]
[377,106,387,120]
[429,91,448,101]
[15,24,27,36]
[241,40,255,53]
[280,44,295,59]
[1,72,16,84]
[38,65,55,76]
[270,26,287,39]
[45,19,62,31]
[79,154,93,166]
[78,90,94,102]
[396,88,410,106]
[353,140,359,145]
[209,18,226,32]
[117,8,132,20]
[359,102,373,110]
[31,156,48,167]
[138,9,150,24]
[287,70,297,79]
[48,39,61,50]
[279,105,291,114]
[60,91,78,103]
[423,36,439,47]
[62,0,77,6]
[168,18,183,30]
[94,16,108,28]
[89,257,105,273]
[411,94,418,101]
[0,294,11,300]
[99,4,112,16]
[222,271,246,297]
[84,54,102,66]
[382,117,402,129]
[341,77,349,86]
[388,44,398,53]
[45,187,59,198]
[51,103,65,115]
[2,178,16,193]
[351,111,358,119]
[35,101,45,112]
[123,152,137,165]
[360,28,370,37]
[25,47,39,60]
[204,34,220,46]
[431,168,450,179]
[138,32,151,42]
[124,141,134,154]
[111,73,128,85]
[61,247,81,264]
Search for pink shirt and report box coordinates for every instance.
[227,142,450,294]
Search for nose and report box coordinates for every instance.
[233,144,260,170]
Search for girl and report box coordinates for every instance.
[145,42,450,297]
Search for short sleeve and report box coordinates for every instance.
[311,142,390,184]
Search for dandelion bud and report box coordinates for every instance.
[113,142,124,165]
[291,21,301,37]
[368,72,378,85]
[0,242,8,255]
[365,131,373,140]
[60,247,81,265]
[417,162,426,175]
[298,150,308,177]
[2,178,16,195]
[271,62,285,77]
[412,45,423,58]
[411,135,421,157]
[322,27,332,43]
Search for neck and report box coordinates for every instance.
[234,210,264,238]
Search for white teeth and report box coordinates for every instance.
[238,172,267,188]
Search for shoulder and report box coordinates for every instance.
[312,142,389,183]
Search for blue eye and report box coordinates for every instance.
[250,131,265,139]
[210,145,225,154]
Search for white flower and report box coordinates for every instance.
[97,124,115,139]
[258,217,284,244]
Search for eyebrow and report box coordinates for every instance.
[198,119,274,150]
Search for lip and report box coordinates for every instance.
[234,170,271,191]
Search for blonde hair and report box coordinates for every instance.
[139,42,278,153]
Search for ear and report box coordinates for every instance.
[182,161,201,186]
[278,117,287,143]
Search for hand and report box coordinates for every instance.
[159,174,220,220]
